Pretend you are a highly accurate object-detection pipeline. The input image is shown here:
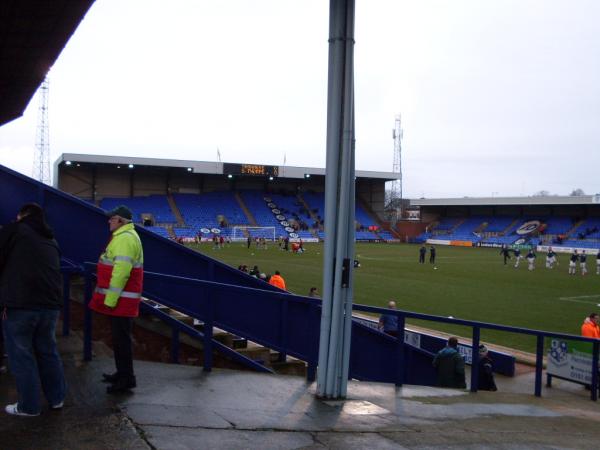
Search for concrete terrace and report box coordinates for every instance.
[2,333,600,449]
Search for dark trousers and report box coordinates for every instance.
[110,316,134,379]
[3,309,66,414]
[419,254,425,263]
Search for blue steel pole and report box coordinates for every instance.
[83,267,93,361]
[203,287,213,372]
[471,327,480,392]
[591,341,599,401]
[171,328,180,364]
[396,314,406,386]
[62,272,71,336]
[534,335,544,397]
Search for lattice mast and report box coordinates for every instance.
[390,114,403,214]
[33,77,51,184]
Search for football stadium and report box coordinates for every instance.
[2,1,600,448]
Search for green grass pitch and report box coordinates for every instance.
[187,242,599,353]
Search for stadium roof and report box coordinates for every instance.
[0,0,95,126]
[411,196,600,207]
[56,153,400,181]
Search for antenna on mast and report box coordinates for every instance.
[33,77,51,185]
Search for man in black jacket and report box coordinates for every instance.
[0,203,66,416]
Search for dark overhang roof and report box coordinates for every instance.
[0,0,95,126]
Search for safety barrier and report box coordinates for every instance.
[354,304,600,400]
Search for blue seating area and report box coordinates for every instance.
[484,216,515,233]
[144,225,171,239]
[435,217,461,231]
[100,195,176,224]
[174,192,249,228]
[542,216,575,235]
[240,190,289,237]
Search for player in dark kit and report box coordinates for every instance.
[526,248,536,271]
[419,245,426,264]
[500,245,511,265]
[580,250,588,275]
[513,248,523,268]
[429,246,436,265]
[568,250,578,275]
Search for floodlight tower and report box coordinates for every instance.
[33,77,51,185]
[390,114,403,219]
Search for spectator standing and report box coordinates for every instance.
[581,313,600,338]
[89,206,144,394]
[249,265,260,277]
[432,337,467,389]
[477,345,498,391]
[378,301,399,337]
[419,245,426,264]
[0,203,66,416]
[580,250,588,276]
[569,250,578,275]
[269,271,286,290]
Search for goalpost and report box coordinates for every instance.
[232,226,277,242]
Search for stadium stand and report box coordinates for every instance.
[169,192,249,239]
[239,190,290,238]
[100,195,176,224]
[144,225,171,239]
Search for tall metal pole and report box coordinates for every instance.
[317,0,356,400]
[33,77,51,185]
[390,115,403,221]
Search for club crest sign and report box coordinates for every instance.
[516,220,540,235]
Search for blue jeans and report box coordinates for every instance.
[2,308,67,414]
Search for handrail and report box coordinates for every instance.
[358,303,600,400]
[81,262,307,374]
[76,262,600,400]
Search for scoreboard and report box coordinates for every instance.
[223,163,279,177]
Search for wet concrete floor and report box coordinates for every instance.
[2,333,600,449]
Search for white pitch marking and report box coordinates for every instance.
[557,298,600,305]
[559,295,600,300]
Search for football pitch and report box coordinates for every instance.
[188,242,599,353]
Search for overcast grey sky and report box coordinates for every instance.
[1,0,599,198]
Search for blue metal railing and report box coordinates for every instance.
[81,263,310,375]
[354,304,600,400]
[69,263,600,400]
[59,259,84,337]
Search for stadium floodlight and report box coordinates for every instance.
[187,167,193,172]
[65,160,72,166]
[268,176,274,181]
[304,173,311,179]
[128,164,134,169]
[227,174,233,179]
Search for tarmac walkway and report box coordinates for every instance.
[2,333,600,449]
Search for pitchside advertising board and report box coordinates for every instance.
[547,339,595,385]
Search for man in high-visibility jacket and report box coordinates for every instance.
[89,205,144,394]
[268,270,286,290]
[581,313,600,339]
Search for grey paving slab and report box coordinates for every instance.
[142,426,316,450]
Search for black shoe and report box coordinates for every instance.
[106,376,136,394]
[102,372,119,383]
